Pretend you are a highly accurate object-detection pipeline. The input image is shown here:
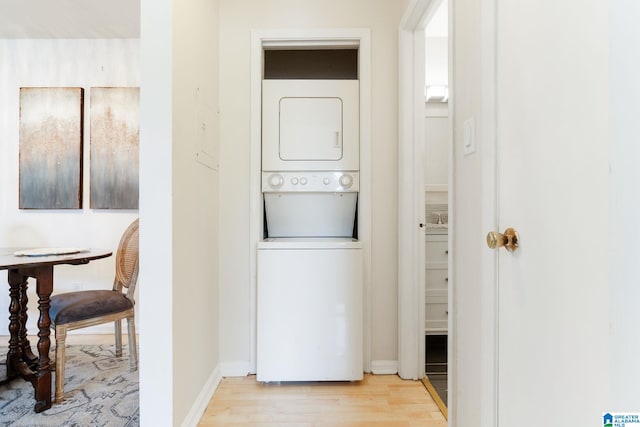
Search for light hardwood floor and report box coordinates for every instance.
[198,374,447,427]
[2,335,446,426]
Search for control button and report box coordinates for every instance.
[291,177,299,185]
[339,174,353,189]
[300,177,308,185]
[323,178,331,185]
[268,174,284,188]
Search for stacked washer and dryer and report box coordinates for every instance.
[257,70,364,381]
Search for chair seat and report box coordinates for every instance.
[50,290,133,325]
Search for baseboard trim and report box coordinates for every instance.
[220,361,251,377]
[370,360,399,375]
[180,364,222,427]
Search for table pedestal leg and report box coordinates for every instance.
[19,278,37,363]
[7,270,25,380]
[31,266,53,413]
[7,267,53,413]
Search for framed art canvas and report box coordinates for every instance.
[90,87,139,209]
[19,87,84,209]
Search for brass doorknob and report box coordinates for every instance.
[486,227,520,252]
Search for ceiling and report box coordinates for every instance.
[0,0,140,38]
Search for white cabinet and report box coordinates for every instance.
[425,232,448,334]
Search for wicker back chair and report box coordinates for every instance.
[49,218,139,403]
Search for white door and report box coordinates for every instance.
[493,1,609,425]
[453,0,612,425]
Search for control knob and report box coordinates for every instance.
[339,174,354,189]
[268,174,284,189]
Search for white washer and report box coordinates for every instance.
[257,238,363,382]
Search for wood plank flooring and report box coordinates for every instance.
[3,335,446,426]
[198,374,447,427]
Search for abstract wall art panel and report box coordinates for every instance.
[90,87,139,209]
[19,87,84,209]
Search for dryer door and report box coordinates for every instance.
[280,97,342,161]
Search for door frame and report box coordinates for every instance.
[398,0,442,380]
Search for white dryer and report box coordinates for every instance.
[262,79,359,172]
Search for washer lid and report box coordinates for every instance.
[258,237,362,250]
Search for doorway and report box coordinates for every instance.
[421,0,449,417]
[397,0,452,413]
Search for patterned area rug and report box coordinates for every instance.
[0,345,139,426]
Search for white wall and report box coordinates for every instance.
[424,9,449,204]
[172,0,221,424]
[424,102,448,189]
[218,0,408,368]
[138,0,174,423]
[139,0,221,425]
[609,0,640,407]
[425,36,448,87]
[0,39,139,334]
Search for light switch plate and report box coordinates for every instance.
[463,116,476,156]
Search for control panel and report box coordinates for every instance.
[262,171,359,192]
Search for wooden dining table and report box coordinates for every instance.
[0,247,112,412]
